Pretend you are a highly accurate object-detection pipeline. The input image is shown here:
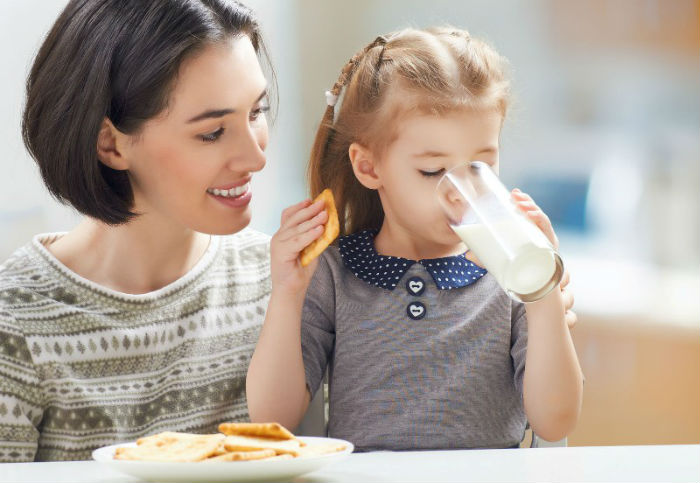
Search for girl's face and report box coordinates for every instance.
[121,35,268,235]
[374,108,502,248]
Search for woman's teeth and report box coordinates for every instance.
[208,183,249,198]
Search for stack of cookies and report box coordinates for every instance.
[113,422,346,463]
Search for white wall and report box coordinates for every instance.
[0,0,81,258]
[1,0,698,271]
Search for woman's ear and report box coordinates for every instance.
[349,142,381,190]
[96,118,130,170]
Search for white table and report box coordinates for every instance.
[3,445,698,483]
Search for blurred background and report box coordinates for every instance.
[0,0,698,446]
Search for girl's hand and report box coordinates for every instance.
[270,199,328,296]
[511,188,558,249]
[559,268,577,329]
[512,189,576,328]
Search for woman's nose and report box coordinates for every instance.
[227,124,267,173]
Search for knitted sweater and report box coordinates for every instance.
[0,229,270,461]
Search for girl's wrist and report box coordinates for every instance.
[269,284,307,309]
[524,288,566,325]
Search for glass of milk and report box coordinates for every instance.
[435,161,563,302]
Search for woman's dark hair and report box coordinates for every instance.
[22,0,275,225]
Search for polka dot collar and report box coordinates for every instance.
[339,230,487,291]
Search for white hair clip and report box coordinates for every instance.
[325,90,338,107]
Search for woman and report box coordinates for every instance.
[0,0,279,462]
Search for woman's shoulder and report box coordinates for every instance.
[215,227,270,268]
[0,238,43,291]
[0,239,45,326]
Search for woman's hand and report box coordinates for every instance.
[512,189,576,329]
[270,199,328,296]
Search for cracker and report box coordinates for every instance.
[300,189,339,267]
[218,422,295,441]
[114,433,224,462]
[223,435,302,456]
[203,448,276,462]
[135,431,202,447]
[296,441,347,458]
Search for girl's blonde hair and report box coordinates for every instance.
[308,27,511,236]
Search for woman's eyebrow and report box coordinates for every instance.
[187,108,235,123]
[186,89,268,123]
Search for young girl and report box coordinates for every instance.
[247,27,583,450]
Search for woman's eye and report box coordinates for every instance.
[250,105,270,122]
[200,127,224,143]
[419,168,445,177]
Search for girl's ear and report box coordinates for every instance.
[349,142,381,190]
[96,118,131,171]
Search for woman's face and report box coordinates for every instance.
[123,35,268,235]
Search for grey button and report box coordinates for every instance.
[407,301,426,320]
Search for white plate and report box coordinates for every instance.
[92,436,353,483]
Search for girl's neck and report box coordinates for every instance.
[46,213,211,295]
[373,220,465,261]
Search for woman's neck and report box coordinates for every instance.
[373,219,465,261]
[46,214,211,295]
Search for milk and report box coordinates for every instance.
[436,161,564,302]
[452,218,560,300]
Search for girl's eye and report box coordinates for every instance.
[419,168,445,177]
[200,127,224,143]
[250,105,270,122]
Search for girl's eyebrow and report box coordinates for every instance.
[412,150,450,158]
[186,88,268,123]
[412,146,498,158]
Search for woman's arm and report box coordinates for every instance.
[246,199,326,429]
[512,189,584,441]
[0,312,42,462]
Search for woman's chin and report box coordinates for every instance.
[192,212,252,236]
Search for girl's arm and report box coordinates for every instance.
[246,199,327,429]
[512,189,584,442]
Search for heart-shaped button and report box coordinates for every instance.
[406,276,426,296]
[407,302,426,320]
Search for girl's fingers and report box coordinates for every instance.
[516,200,539,212]
[280,199,325,231]
[280,199,312,225]
[561,286,575,312]
[526,212,558,248]
[560,269,571,289]
[512,199,559,249]
[511,189,532,201]
[279,209,328,243]
[512,191,559,248]
[280,225,325,257]
[565,310,577,329]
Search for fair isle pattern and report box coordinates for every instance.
[0,229,271,462]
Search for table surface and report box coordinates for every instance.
[3,444,698,483]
